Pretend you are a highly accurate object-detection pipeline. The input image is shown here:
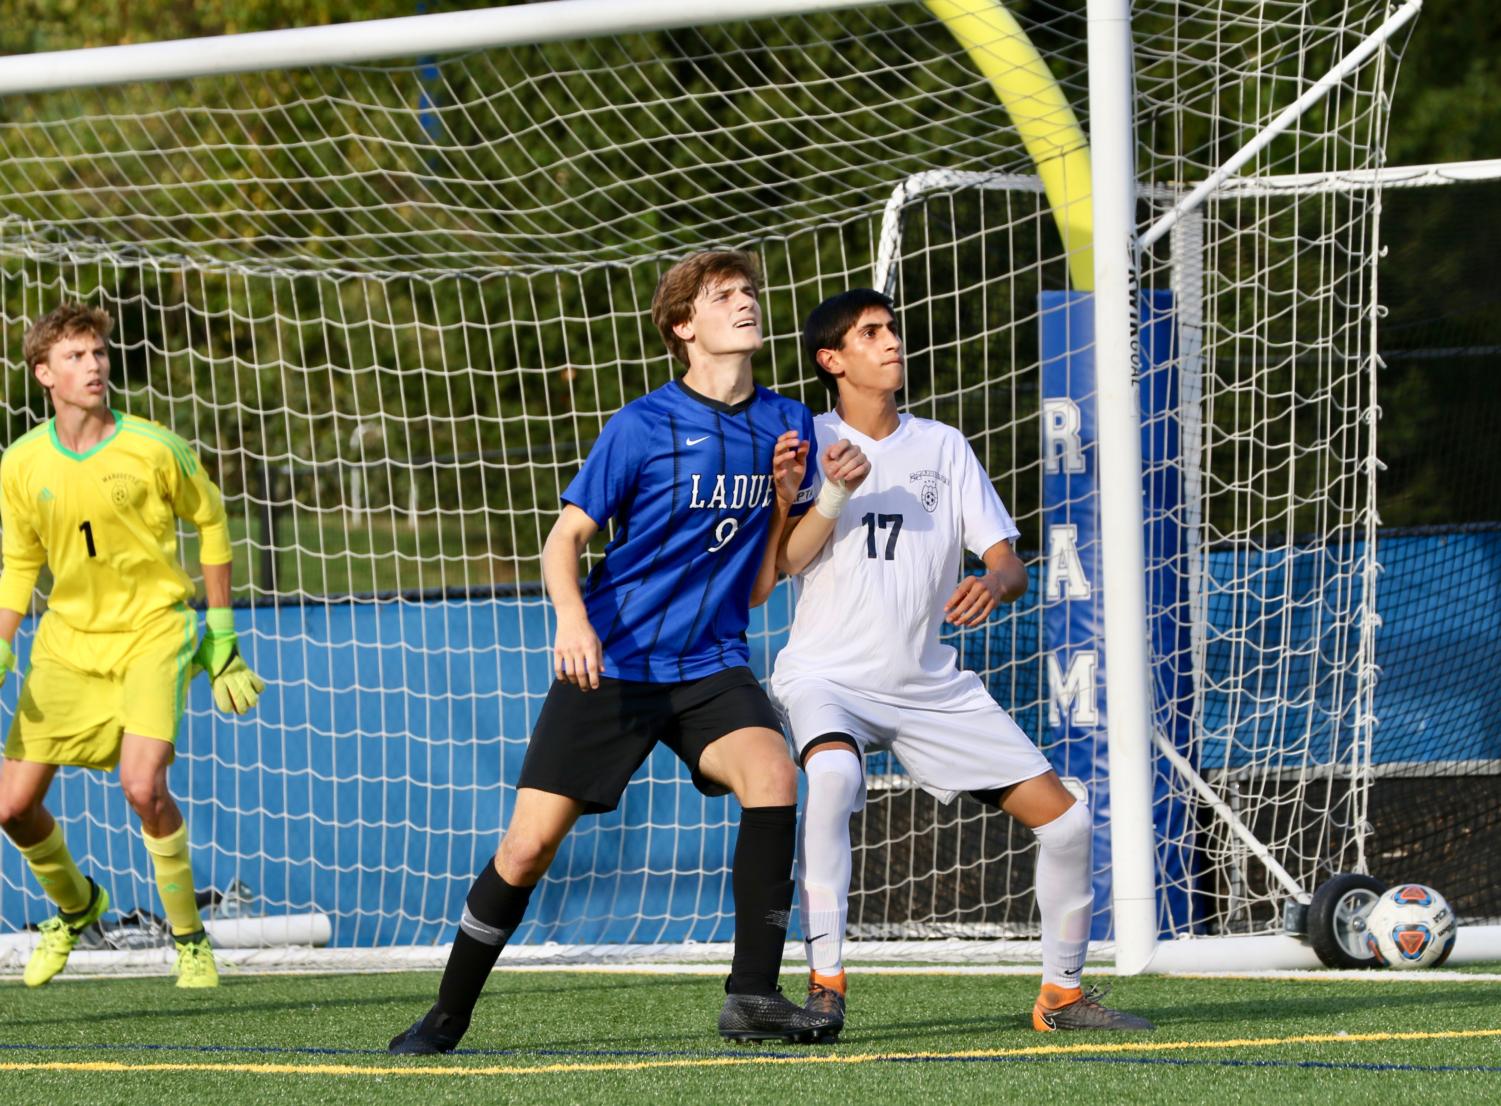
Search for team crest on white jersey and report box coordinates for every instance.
[910,468,948,513]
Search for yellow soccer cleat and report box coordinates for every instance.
[24,880,109,988]
[173,932,219,989]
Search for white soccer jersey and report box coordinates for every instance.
[772,412,1020,702]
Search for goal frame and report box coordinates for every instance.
[5,0,1494,975]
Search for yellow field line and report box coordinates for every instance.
[2,1027,1500,1079]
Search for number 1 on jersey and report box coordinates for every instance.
[79,520,97,558]
[861,512,902,560]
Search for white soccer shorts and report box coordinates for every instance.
[770,674,1052,808]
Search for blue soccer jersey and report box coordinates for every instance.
[562,379,816,682]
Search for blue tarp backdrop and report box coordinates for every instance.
[1,530,1496,946]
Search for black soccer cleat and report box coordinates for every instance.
[718,988,840,1044]
[388,1004,470,1054]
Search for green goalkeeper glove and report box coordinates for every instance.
[0,638,13,691]
[193,609,266,715]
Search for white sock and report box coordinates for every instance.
[798,747,862,976]
[1033,800,1093,989]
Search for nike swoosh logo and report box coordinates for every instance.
[804,933,828,944]
[686,435,709,446]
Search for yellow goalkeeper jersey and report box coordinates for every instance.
[0,410,232,632]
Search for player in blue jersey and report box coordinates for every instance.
[390,251,869,1054]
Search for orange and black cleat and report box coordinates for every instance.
[1032,983,1155,1031]
[804,969,847,1040]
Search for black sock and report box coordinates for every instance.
[727,804,797,996]
[435,862,534,1020]
[59,878,100,924]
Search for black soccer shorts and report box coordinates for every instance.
[517,665,784,813]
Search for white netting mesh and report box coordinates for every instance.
[0,0,1411,960]
[1137,1,1409,937]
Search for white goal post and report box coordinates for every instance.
[5,0,1494,977]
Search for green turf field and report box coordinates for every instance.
[4,968,1501,1104]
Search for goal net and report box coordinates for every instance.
[1171,163,1501,942]
[0,0,1435,969]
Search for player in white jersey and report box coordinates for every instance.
[771,289,1154,1038]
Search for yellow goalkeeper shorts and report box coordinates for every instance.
[5,605,198,771]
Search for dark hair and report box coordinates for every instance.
[23,302,113,371]
[650,250,762,367]
[802,288,894,396]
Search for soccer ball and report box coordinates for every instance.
[1363,884,1457,969]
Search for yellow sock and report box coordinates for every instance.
[18,822,92,914]
[142,824,203,936]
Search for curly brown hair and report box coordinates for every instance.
[23,302,113,372]
[650,250,761,367]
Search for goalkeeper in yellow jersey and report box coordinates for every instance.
[0,303,264,989]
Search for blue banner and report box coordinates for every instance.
[1039,289,1193,938]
